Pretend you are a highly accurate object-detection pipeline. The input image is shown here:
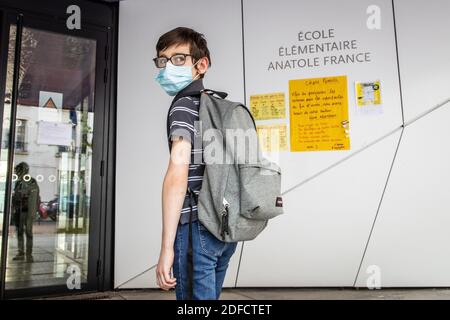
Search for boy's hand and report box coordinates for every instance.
[156,248,177,290]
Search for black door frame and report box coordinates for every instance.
[0,0,117,299]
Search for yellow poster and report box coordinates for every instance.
[355,80,381,106]
[289,76,350,152]
[256,124,288,152]
[250,92,286,120]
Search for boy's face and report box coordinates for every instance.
[158,43,209,78]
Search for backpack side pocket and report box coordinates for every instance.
[239,161,283,220]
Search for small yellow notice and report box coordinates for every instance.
[355,80,381,106]
[250,92,286,120]
[289,76,350,152]
[256,124,288,152]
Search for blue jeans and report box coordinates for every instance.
[173,220,238,300]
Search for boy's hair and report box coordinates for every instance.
[156,27,211,78]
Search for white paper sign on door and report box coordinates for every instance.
[37,121,72,146]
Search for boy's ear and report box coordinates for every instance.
[195,56,209,75]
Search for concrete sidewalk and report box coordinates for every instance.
[44,288,450,300]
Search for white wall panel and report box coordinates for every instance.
[356,103,450,287]
[237,130,401,287]
[394,0,450,122]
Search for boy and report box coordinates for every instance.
[154,27,238,300]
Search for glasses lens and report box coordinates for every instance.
[171,54,187,66]
[154,57,167,68]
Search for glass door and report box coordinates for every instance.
[0,11,108,298]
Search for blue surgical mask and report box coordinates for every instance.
[155,60,201,96]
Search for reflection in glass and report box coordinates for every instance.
[0,26,96,290]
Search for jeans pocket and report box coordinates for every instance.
[197,222,226,257]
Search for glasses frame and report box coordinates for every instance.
[153,53,194,68]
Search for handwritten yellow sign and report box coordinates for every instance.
[289,76,350,152]
[256,124,288,152]
[250,92,286,120]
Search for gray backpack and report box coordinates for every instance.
[195,89,284,242]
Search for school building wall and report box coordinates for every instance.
[115,0,450,288]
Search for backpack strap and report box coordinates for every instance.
[175,88,228,100]
[186,187,198,300]
[167,89,228,140]
[200,89,228,99]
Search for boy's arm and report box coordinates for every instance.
[157,137,191,290]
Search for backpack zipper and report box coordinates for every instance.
[221,198,230,240]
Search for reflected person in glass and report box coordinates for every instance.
[11,162,40,263]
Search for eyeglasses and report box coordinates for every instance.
[153,53,194,68]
